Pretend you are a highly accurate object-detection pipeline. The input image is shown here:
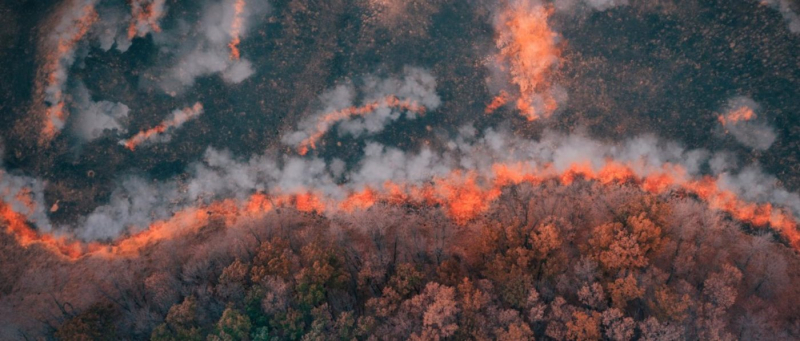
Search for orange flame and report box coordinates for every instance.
[1,201,90,259]
[718,106,756,126]
[40,4,99,143]
[3,158,799,260]
[128,0,166,39]
[492,2,561,121]
[121,103,203,151]
[339,187,378,212]
[228,0,246,60]
[296,95,426,155]
[485,91,510,114]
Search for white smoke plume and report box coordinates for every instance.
[716,96,777,151]
[90,0,169,53]
[69,82,130,142]
[5,124,794,242]
[119,102,204,150]
[761,0,800,34]
[38,0,99,141]
[718,164,800,217]
[12,0,800,252]
[0,169,53,233]
[91,2,134,52]
[36,0,167,143]
[552,0,629,13]
[78,177,178,240]
[282,66,441,152]
[128,0,168,39]
[151,0,270,94]
[339,67,441,135]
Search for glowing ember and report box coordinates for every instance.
[128,0,167,39]
[40,4,98,143]
[120,102,204,151]
[228,0,246,60]
[297,95,426,155]
[3,158,798,260]
[718,105,756,126]
[485,91,510,114]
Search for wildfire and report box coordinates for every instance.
[128,0,167,39]
[40,3,99,143]
[485,91,510,114]
[3,157,799,261]
[489,1,561,121]
[718,105,756,126]
[120,102,204,151]
[296,95,426,155]
[228,0,246,60]
[0,201,91,259]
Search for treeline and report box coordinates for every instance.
[7,181,800,340]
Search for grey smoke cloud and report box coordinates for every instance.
[91,0,169,52]
[10,0,800,246]
[0,170,53,233]
[2,115,799,243]
[40,0,99,135]
[726,122,777,151]
[718,165,800,219]
[717,97,777,151]
[38,0,160,142]
[152,0,269,94]
[91,2,133,52]
[79,177,178,240]
[129,0,168,38]
[69,82,130,142]
[761,0,800,34]
[282,66,441,148]
[338,67,441,136]
[15,125,788,241]
[42,0,269,102]
[119,103,204,149]
[552,0,629,13]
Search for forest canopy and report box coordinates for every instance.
[4,180,799,340]
[2,0,800,339]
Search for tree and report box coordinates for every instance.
[218,259,251,305]
[150,296,203,341]
[601,308,635,341]
[210,307,252,341]
[589,222,648,273]
[565,311,601,341]
[577,282,606,310]
[415,283,460,340]
[649,286,690,322]
[696,264,742,341]
[295,241,350,310]
[387,263,424,298]
[495,309,535,341]
[54,303,119,341]
[638,317,682,341]
[455,278,495,339]
[607,274,643,310]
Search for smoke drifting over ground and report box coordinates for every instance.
[716,97,777,151]
[2,0,800,339]
[69,82,130,142]
[762,0,800,33]
[120,102,204,151]
[149,0,269,93]
[282,67,441,155]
